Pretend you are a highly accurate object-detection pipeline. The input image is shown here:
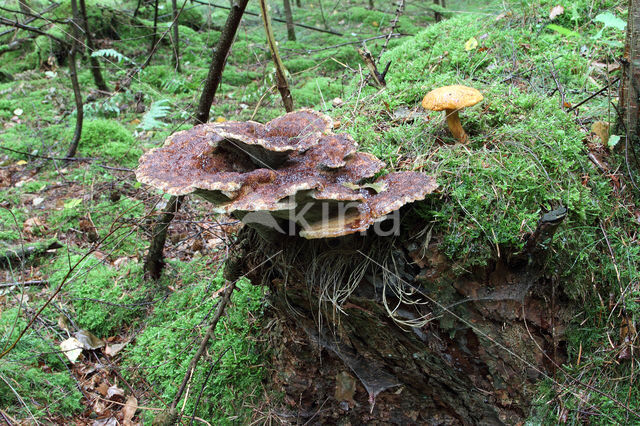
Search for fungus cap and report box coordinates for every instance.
[421,85,483,111]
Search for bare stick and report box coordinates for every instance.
[169,281,238,422]
[171,0,182,72]
[189,0,343,35]
[378,0,404,60]
[259,0,294,112]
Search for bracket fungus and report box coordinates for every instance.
[421,85,483,143]
[137,109,437,239]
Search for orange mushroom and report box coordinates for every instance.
[421,85,483,143]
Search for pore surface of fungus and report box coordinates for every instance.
[421,85,483,143]
[137,110,437,239]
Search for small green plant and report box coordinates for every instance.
[139,100,171,130]
[125,264,266,423]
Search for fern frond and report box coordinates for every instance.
[138,100,171,130]
[91,49,136,65]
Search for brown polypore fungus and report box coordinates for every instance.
[137,109,437,239]
[421,85,483,143]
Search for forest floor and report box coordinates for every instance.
[1,0,639,424]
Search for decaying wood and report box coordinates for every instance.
[618,0,640,153]
[358,46,390,87]
[0,241,61,269]
[238,208,572,424]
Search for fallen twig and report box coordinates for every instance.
[0,280,48,289]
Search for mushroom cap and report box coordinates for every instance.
[421,85,483,111]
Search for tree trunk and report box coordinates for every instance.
[79,0,109,92]
[66,0,84,159]
[145,0,250,280]
[238,211,571,424]
[283,0,296,41]
[433,0,442,22]
[259,0,294,112]
[195,0,250,124]
[149,0,159,54]
[143,195,183,280]
[171,0,182,72]
[619,0,639,154]
[296,0,301,7]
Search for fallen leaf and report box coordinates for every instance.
[74,329,105,350]
[549,5,564,20]
[122,395,138,426]
[60,337,83,363]
[106,384,125,399]
[13,108,23,116]
[92,417,116,426]
[57,315,71,332]
[15,160,27,166]
[32,197,45,207]
[96,381,109,397]
[215,116,226,123]
[23,217,45,234]
[464,37,478,51]
[591,121,610,145]
[104,342,127,357]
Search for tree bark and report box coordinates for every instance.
[259,0,294,112]
[171,0,182,72]
[79,0,109,92]
[619,0,639,154]
[144,0,249,280]
[283,0,296,41]
[143,195,183,280]
[65,0,84,159]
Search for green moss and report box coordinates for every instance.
[47,254,149,337]
[79,119,141,166]
[291,76,343,107]
[125,264,266,423]
[0,309,83,418]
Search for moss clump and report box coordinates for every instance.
[79,119,141,166]
[48,254,149,337]
[125,264,265,424]
[0,309,83,418]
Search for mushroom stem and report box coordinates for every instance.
[444,109,468,143]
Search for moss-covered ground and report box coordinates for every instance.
[0,0,638,423]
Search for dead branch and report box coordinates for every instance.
[259,0,294,112]
[190,0,343,35]
[378,0,404,60]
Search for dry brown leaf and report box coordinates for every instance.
[75,329,105,350]
[96,381,109,397]
[23,217,45,234]
[106,384,125,399]
[591,121,610,145]
[104,342,127,357]
[92,417,117,426]
[60,337,83,363]
[122,395,138,426]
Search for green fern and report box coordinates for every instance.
[91,48,135,64]
[138,99,170,130]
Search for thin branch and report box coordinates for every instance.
[189,0,344,35]
[378,0,404,60]
[259,0,294,111]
